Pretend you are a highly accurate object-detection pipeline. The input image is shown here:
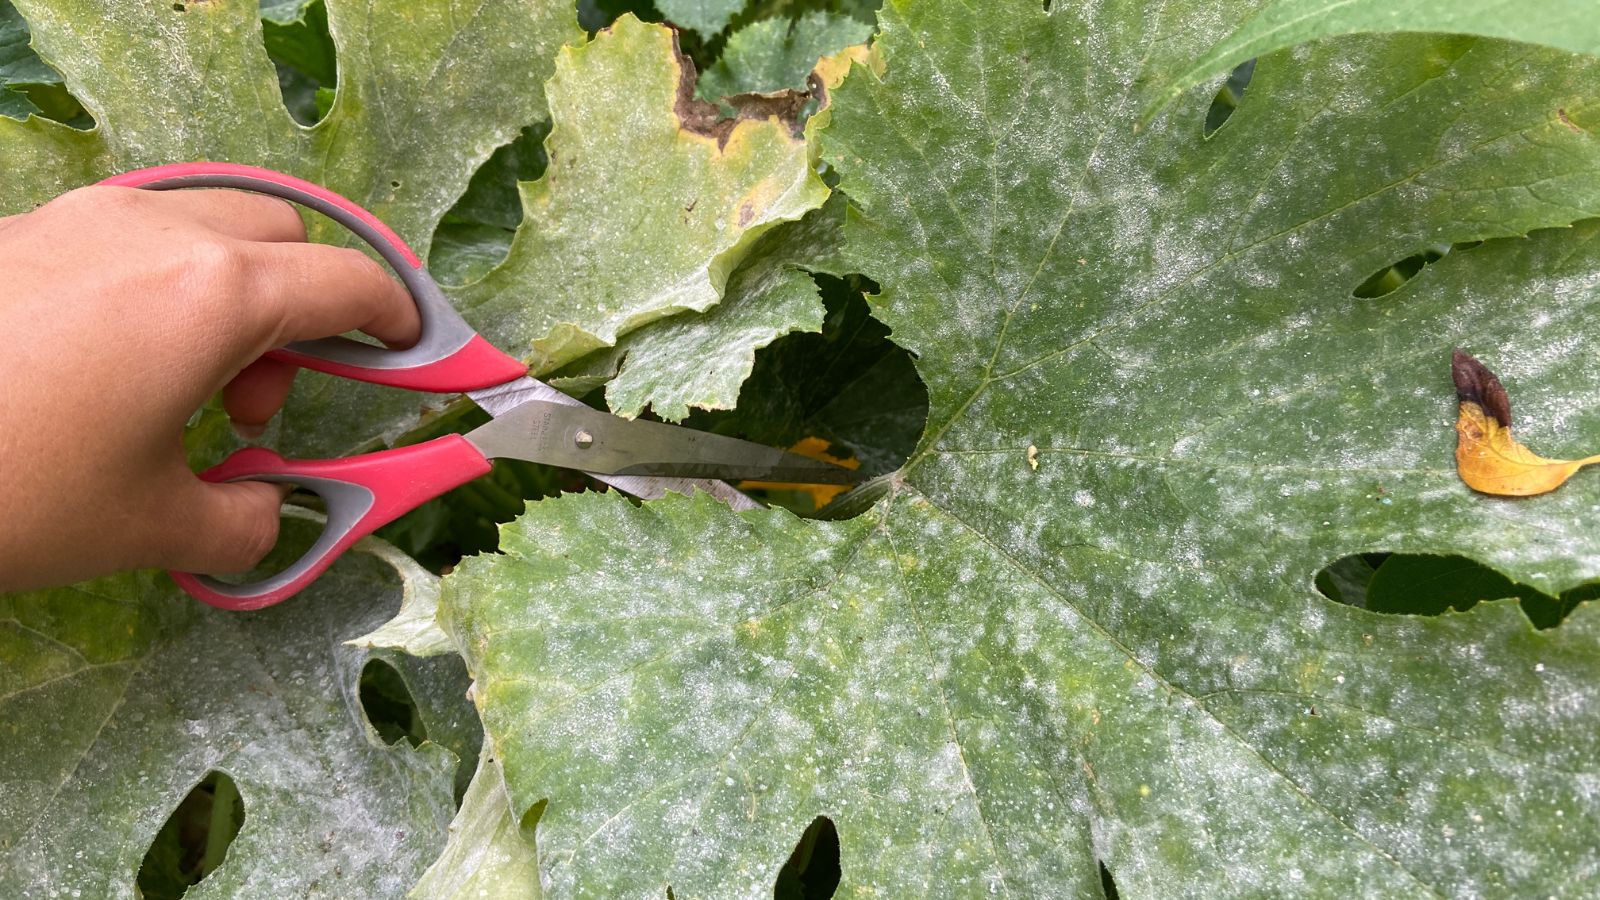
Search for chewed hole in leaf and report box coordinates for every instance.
[262,0,338,126]
[359,658,427,747]
[687,275,930,519]
[0,1,94,128]
[427,121,551,285]
[1314,553,1597,629]
[1202,58,1255,137]
[1352,243,1480,298]
[1099,860,1119,899]
[773,816,840,900]
[136,771,246,899]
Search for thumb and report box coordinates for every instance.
[161,479,289,575]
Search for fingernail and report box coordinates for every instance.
[233,421,266,441]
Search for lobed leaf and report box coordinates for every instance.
[0,518,469,897]
[442,0,1600,894]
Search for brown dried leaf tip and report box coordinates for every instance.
[1451,349,1600,496]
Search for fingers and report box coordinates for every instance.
[87,185,308,243]
[157,478,289,574]
[248,241,421,350]
[223,357,299,437]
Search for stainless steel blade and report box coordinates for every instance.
[466,378,762,510]
[463,396,870,485]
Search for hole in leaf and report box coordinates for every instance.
[1099,860,1119,899]
[1203,58,1255,137]
[1315,553,1596,629]
[1352,244,1457,298]
[427,121,551,285]
[579,1,664,34]
[136,770,246,899]
[262,0,338,126]
[359,658,427,747]
[774,816,840,899]
[0,0,95,128]
[171,2,185,10]
[684,274,930,518]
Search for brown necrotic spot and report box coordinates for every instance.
[1451,349,1512,427]
[671,32,810,149]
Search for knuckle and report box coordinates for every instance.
[345,247,394,286]
[225,499,282,571]
[181,238,260,316]
[49,184,142,217]
[185,235,245,277]
[262,197,307,241]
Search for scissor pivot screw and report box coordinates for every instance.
[573,429,594,449]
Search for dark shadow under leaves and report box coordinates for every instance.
[1316,552,1597,629]
[774,815,840,899]
[137,771,246,899]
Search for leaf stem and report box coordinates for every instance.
[200,774,239,875]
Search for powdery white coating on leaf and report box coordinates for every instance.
[0,521,465,898]
[444,0,1600,895]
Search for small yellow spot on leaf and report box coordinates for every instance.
[1139,784,1151,797]
[1026,444,1039,471]
[1451,349,1600,496]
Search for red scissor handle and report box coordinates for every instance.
[100,162,526,392]
[169,435,492,610]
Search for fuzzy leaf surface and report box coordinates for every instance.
[443,0,1600,895]
[0,520,467,897]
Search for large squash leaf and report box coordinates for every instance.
[0,518,470,897]
[441,0,1600,894]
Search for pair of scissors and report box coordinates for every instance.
[103,163,867,611]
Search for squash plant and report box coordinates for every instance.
[5,0,1600,896]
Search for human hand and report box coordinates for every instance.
[0,186,420,591]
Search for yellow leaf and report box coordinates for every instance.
[739,436,861,508]
[1452,349,1600,496]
